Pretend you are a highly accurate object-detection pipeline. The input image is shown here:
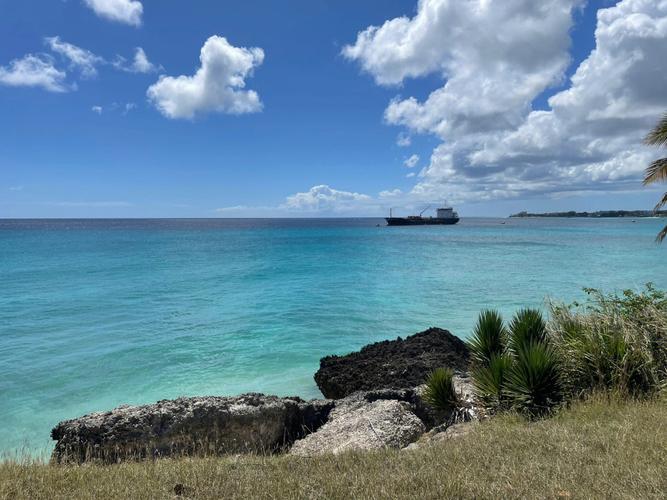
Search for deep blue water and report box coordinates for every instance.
[1,217,665,456]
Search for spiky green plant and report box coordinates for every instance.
[505,342,562,417]
[471,353,513,411]
[468,309,506,366]
[508,308,547,354]
[423,367,459,412]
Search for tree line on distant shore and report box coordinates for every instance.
[509,210,667,218]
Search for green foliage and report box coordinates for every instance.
[643,112,667,241]
[549,284,667,398]
[469,308,560,417]
[468,309,506,366]
[505,342,562,417]
[508,308,547,355]
[471,353,512,410]
[423,367,459,412]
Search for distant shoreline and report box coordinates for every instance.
[509,210,667,218]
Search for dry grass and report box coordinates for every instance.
[1,395,665,499]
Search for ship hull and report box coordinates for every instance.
[385,217,459,226]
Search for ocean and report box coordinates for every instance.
[1,217,665,456]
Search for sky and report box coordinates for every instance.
[1,0,666,218]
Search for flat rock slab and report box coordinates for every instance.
[51,393,332,464]
[289,399,425,456]
[314,327,470,399]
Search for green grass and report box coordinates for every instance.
[2,395,665,499]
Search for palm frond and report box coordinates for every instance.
[656,224,667,243]
[653,191,667,211]
[644,113,667,147]
[643,158,667,186]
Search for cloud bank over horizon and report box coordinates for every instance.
[336,0,667,210]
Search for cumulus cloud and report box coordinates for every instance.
[114,47,160,73]
[147,36,264,119]
[91,105,103,114]
[0,54,69,92]
[282,185,372,212]
[344,0,667,204]
[45,36,104,78]
[404,154,419,168]
[84,0,143,26]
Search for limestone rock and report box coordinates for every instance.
[314,327,470,399]
[289,398,425,456]
[51,393,332,464]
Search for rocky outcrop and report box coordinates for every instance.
[314,327,470,399]
[51,328,477,464]
[290,399,425,456]
[51,393,334,464]
[289,382,479,456]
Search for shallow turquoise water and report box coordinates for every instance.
[0,217,665,456]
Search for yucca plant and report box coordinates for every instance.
[471,353,513,411]
[508,308,547,354]
[423,367,459,413]
[468,309,506,366]
[505,341,562,417]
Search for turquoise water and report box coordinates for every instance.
[1,217,665,456]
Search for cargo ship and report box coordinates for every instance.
[385,206,460,226]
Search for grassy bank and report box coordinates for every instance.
[2,395,665,499]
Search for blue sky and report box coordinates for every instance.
[1,0,666,217]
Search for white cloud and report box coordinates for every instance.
[0,54,69,92]
[147,36,264,119]
[45,36,104,78]
[404,154,419,168]
[282,185,372,212]
[397,132,411,147]
[130,47,158,73]
[344,0,667,204]
[379,188,402,198]
[91,105,103,114]
[123,102,136,114]
[84,0,143,27]
[114,47,160,73]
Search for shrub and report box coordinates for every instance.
[468,309,506,366]
[505,342,562,417]
[549,286,666,398]
[423,367,459,412]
